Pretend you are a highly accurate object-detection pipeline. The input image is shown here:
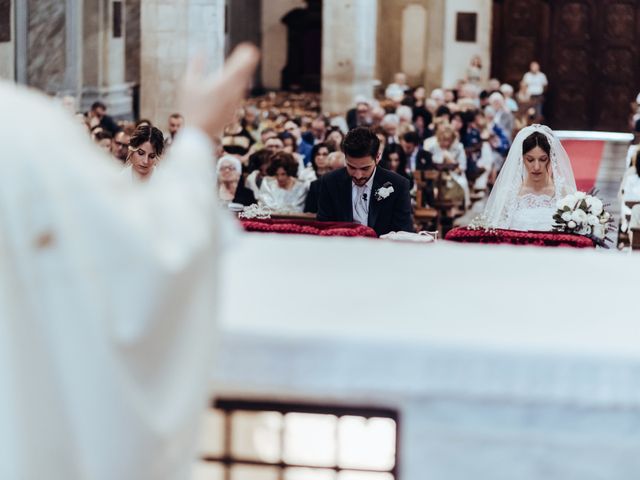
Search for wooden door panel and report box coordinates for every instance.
[491,0,549,87]
[547,0,597,130]
[492,0,640,131]
[592,0,640,130]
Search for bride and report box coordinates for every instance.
[481,124,577,231]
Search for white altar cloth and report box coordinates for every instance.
[214,234,640,480]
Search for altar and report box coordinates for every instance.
[211,233,640,479]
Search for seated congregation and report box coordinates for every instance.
[80,69,639,248]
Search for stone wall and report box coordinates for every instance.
[442,0,492,88]
[124,0,140,84]
[107,1,125,87]
[0,0,13,80]
[376,0,489,94]
[322,0,378,114]
[260,0,305,90]
[140,0,225,129]
[27,0,66,93]
[79,0,132,117]
[377,0,436,90]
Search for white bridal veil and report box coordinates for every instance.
[482,124,577,228]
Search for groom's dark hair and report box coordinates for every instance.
[342,127,380,159]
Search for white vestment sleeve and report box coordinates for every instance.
[0,82,230,480]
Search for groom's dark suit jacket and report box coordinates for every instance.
[316,167,413,236]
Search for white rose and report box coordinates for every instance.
[593,224,605,239]
[575,191,586,200]
[567,220,577,229]
[561,194,576,209]
[587,214,599,226]
[589,197,603,216]
[561,211,573,222]
[600,212,611,223]
[571,209,587,224]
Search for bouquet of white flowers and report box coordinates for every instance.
[552,190,613,246]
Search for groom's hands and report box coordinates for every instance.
[180,43,260,142]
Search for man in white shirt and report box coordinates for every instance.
[522,61,548,118]
[0,44,259,480]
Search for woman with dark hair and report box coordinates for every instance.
[256,151,309,212]
[135,118,153,129]
[278,131,296,154]
[324,126,345,152]
[413,108,433,142]
[480,125,577,230]
[310,142,335,176]
[124,124,165,181]
[92,129,113,153]
[245,149,273,194]
[381,144,409,181]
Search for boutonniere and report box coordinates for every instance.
[375,182,394,201]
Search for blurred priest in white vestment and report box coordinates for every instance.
[0,45,259,480]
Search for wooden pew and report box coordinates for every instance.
[413,170,439,232]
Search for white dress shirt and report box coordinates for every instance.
[351,169,376,225]
[523,71,548,96]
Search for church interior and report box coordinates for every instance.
[2,1,640,480]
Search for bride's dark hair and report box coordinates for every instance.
[522,131,551,156]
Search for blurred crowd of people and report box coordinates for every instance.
[72,56,640,238]
[69,59,549,229]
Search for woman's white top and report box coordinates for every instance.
[427,142,467,171]
[257,176,309,212]
[509,193,556,231]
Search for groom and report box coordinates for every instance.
[317,127,413,236]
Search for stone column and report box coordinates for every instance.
[26,0,67,93]
[80,0,133,117]
[124,0,141,118]
[424,0,445,94]
[124,0,140,84]
[14,0,26,84]
[375,0,445,96]
[0,0,15,80]
[140,0,225,129]
[63,0,82,100]
[260,0,305,90]
[321,0,378,114]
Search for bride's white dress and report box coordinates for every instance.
[509,193,557,231]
